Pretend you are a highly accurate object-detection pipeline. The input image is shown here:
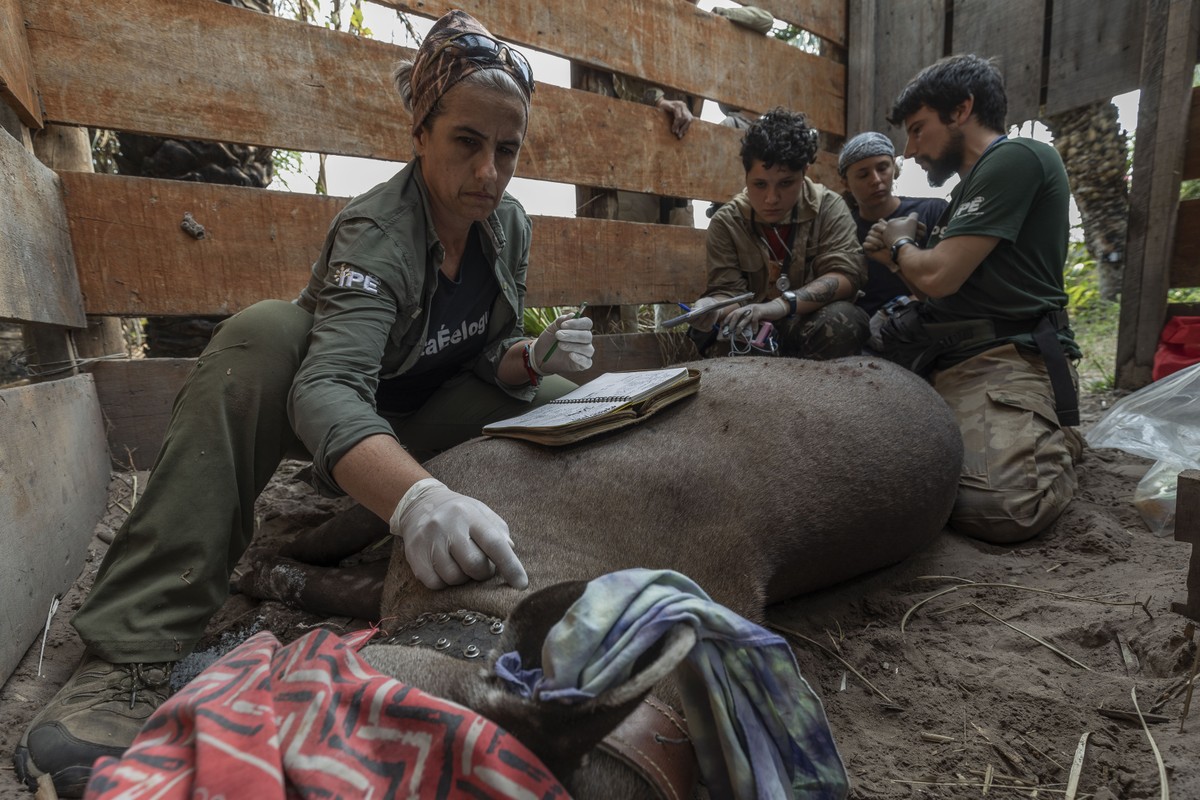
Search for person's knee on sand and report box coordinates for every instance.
[950,463,1077,544]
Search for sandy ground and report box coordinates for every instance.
[1,389,1197,799]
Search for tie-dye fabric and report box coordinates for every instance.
[494,568,849,800]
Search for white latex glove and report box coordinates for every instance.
[530,312,594,375]
[721,298,788,339]
[389,478,529,591]
[687,296,725,331]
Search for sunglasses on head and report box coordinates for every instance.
[437,32,535,93]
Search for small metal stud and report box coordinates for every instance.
[462,613,478,625]
[436,613,451,623]
[434,637,450,650]
[464,645,481,659]
[490,621,504,635]
[407,634,421,646]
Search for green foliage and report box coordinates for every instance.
[1169,286,1200,303]
[269,0,375,192]
[269,150,306,190]
[276,0,371,35]
[771,24,821,54]
[523,307,567,336]
[90,129,120,175]
[1064,239,1119,391]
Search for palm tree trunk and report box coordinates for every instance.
[1044,100,1130,301]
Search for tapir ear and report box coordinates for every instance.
[466,581,697,778]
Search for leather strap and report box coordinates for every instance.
[1032,310,1080,427]
[598,696,698,800]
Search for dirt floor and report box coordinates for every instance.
[1,389,1197,799]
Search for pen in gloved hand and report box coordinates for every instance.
[540,301,588,366]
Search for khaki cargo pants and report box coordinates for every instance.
[73,300,575,663]
[932,344,1083,544]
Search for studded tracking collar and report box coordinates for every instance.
[376,609,699,800]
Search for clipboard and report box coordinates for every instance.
[660,292,754,328]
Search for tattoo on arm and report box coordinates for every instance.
[796,275,840,305]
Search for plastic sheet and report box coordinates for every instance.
[1085,362,1200,536]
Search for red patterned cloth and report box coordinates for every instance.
[85,629,567,799]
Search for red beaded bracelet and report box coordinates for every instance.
[522,341,541,387]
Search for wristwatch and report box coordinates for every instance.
[890,237,918,265]
[781,290,798,318]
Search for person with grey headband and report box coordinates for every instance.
[14,11,592,795]
[837,131,948,320]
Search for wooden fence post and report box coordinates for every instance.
[1116,0,1200,390]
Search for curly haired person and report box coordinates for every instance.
[689,108,868,359]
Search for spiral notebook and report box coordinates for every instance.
[483,367,701,446]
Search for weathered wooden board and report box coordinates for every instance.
[1172,469,1200,620]
[93,333,696,461]
[750,0,847,48]
[852,0,946,149]
[0,0,42,128]
[0,126,84,327]
[845,0,879,140]
[1116,0,1200,390]
[24,0,839,202]
[382,0,844,132]
[1171,198,1200,288]
[0,375,109,684]
[1045,0,1144,116]
[91,358,193,466]
[1184,86,1200,180]
[60,172,711,315]
[1167,301,1200,318]
[951,0,1044,126]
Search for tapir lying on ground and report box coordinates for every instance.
[236,356,964,798]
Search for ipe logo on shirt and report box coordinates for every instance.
[332,265,381,294]
[952,195,986,220]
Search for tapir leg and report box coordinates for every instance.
[233,556,385,620]
[279,503,389,565]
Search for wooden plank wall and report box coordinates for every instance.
[0,125,84,327]
[1116,0,1200,390]
[847,0,945,147]
[0,124,110,684]
[1044,0,1145,116]
[23,0,841,200]
[0,0,41,128]
[19,0,849,324]
[60,172,710,315]
[0,376,110,683]
[950,0,1044,126]
[381,0,845,134]
[847,0,1146,144]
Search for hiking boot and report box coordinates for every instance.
[12,651,174,797]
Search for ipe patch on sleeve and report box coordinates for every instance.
[331,264,382,294]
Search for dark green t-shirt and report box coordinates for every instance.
[926,137,1080,362]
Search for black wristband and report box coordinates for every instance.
[890,237,918,264]
[782,290,798,318]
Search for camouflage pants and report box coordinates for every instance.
[777,301,870,360]
[932,344,1084,544]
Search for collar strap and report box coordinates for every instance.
[598,696,698,800]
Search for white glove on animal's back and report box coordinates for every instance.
[530,313,594,375]
[389,478,529,591]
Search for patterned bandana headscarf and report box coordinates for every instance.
[837,131,895,176]
[410,10,533,134]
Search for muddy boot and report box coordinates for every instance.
[12,651,174,797]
